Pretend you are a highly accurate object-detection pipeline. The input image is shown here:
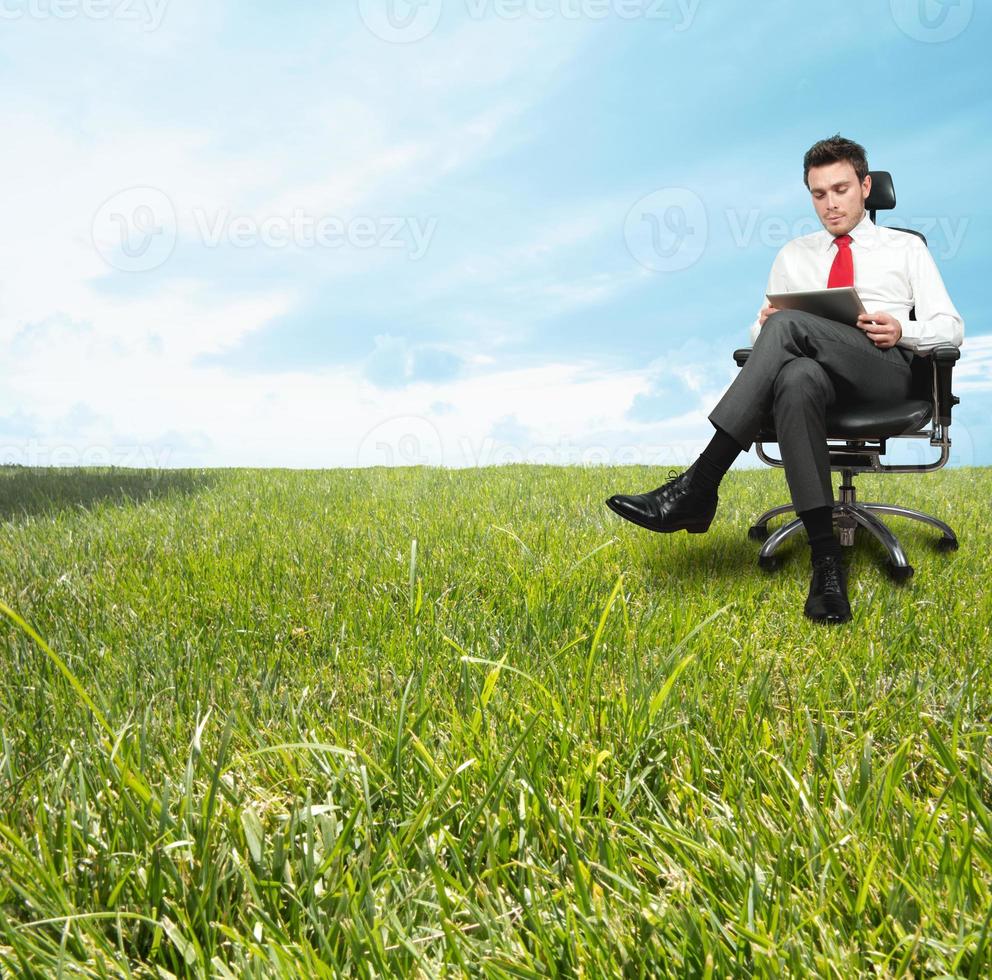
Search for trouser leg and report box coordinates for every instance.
[773,358,836,511]
[707,309,914,510]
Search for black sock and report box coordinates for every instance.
[798,504,843,561]
[687,425,747,494]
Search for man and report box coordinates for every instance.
[605,134,964,625]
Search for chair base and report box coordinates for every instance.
[747,478,959,582]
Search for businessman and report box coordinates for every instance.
[606,134,964,625]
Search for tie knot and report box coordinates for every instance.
[833,234,852,249]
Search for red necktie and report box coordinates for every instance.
[827,234,853,288]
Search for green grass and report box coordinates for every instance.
[1,462,990,978]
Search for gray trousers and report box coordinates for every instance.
[708,310,915,513]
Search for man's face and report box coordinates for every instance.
[807,160,871,236]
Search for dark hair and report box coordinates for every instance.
[803,134,869,188]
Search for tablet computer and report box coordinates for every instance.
[766,287,867,326]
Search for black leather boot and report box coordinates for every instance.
[605,467,718,534]
[804,554,852,624]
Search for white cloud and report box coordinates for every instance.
[1,2,985,472]
[0,2,601,468]
[954,332,992,392]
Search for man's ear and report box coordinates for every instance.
[862,173,872,201]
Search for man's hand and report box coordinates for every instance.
[758,304,779,327]
[856,311,903,350]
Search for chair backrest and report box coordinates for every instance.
[866,170,933,398]
[866,170,896,219]
[866,170,927,247]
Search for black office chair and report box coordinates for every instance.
[734,171,961,582]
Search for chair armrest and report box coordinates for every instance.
[732,347,752,367]
[913,344,960,426]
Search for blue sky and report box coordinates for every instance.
[0,0,989,470]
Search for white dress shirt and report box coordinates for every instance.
[748,209,964,352]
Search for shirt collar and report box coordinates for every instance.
[820,208,878,253]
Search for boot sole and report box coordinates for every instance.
[804,595,852,624]
[804,609,853,624]
[605,497,715,534]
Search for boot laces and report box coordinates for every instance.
[814,556,844,594]
[657,468,688,498]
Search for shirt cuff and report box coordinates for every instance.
[898,315,964,351]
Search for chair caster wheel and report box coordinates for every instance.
[748,525,769,541]
[936,537,959,552]
[758,554,782,572]
[887,562,914,583]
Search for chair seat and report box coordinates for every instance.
[756,398,933,442]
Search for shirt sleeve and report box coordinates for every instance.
[748,248,791,345]
[897,240,965,351]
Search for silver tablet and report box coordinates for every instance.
[766,287,867,326]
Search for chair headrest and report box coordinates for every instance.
[866,170,896,211]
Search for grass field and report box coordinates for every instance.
[1,463,991,977]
